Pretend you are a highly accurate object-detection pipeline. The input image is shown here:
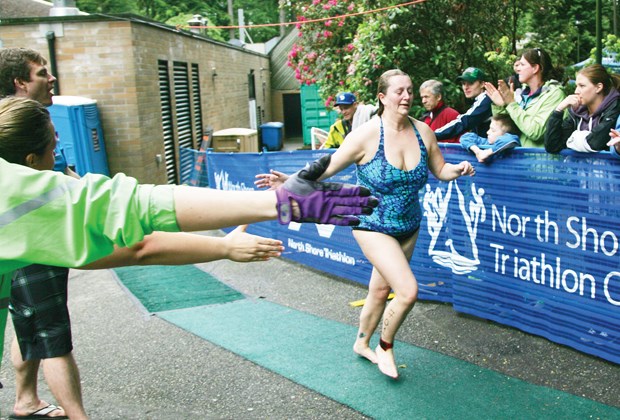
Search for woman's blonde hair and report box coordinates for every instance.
[0,96,54,165]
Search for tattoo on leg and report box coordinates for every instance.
[358,332,366,338]
[383,308,395,328]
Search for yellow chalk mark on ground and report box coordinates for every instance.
[349,293,395,307]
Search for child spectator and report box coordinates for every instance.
[460,113,520,162]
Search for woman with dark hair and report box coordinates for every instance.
[544,64,620,153]
[484,48,566,147]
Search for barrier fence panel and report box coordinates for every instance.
[179,147,209,187]
[205,146,620,364]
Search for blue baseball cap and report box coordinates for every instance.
[335,92,356,106]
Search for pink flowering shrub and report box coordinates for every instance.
[288,0,371,106]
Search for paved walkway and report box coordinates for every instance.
[0,230,618,419]
[161,299,618,419]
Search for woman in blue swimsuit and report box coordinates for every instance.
[256,69,475,378]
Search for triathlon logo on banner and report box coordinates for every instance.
[424,179,620,308]
[423,180,485,275]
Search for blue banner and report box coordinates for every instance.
[202,146,620,364]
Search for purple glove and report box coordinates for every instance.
[275,175,378,226]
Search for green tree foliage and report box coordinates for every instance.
[288,0,521,113]
[236,0,281,43]
[287,0,618,114]
[77,0,280,43]
[524,0,616,69]
[76,0,138,14]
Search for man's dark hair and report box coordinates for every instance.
[0,48,47,97]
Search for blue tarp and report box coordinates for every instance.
[192,146,620,365]
[572,54,620,73]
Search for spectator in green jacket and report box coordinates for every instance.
[322,92,377,149]
[484,48,566,148]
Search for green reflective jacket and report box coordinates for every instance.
[0,158,180,365]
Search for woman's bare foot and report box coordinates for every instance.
[375,345,399,379]
[353,341,378,364]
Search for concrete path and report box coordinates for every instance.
[0,230,618,419]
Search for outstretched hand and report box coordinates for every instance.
[255,154,332,190]
[275,175,378,226]
[257,154,378,226]
[223,225,284,262]
[255,169,289,190]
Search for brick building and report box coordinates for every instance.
[0,12,272,184]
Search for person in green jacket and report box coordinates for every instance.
[0,64,288,419]
[484,48,566,148]
[0,96,378,414]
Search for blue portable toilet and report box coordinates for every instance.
[49,96,110,176]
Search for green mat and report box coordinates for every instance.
[114,265,619,418]
[113,265,244,313]
[159,299,620,420]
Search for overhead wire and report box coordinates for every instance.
[178,0,427,31]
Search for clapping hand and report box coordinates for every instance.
[484,80,515,106]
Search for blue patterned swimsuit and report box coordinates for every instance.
[354,118,429,238]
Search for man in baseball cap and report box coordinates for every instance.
[323,92,377,149]
[435,67,492,141]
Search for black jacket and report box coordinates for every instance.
[544,96,620,153]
